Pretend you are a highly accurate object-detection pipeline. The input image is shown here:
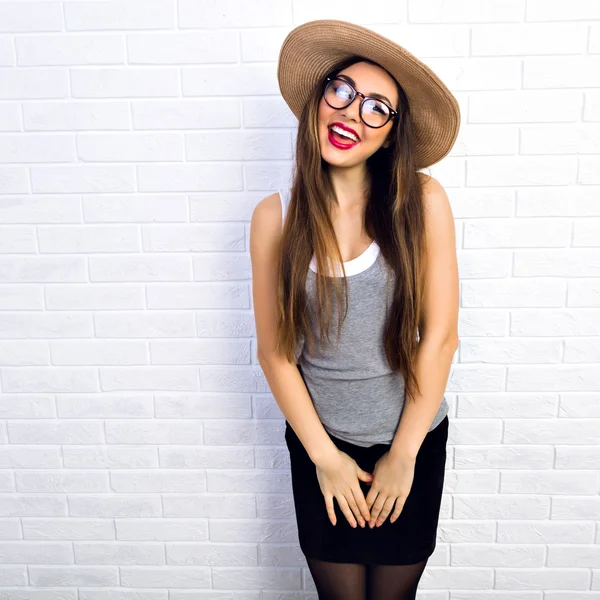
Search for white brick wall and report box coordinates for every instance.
[0,0,598,597]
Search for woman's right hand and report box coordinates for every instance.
[315,449,374,528]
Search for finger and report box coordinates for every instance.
[324,494,337,527]
[389,499,405,524]
[375,497,397,526]
[337,494,358,528]
[357,468,374,484]
[365,487,378,511]
[352,486,371,523]
[345,489,366,527]
[370,497,387,525]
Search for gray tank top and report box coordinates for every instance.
[279,187,449,447]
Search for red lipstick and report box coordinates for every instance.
[328,122,361,149]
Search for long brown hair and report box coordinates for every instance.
[274,55,431,404]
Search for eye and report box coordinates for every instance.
[333,82,352,102]
[364,98,389,116]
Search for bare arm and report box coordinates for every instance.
[250,192,338,467]
[390,176,459,460]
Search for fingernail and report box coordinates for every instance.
[369,521,374,528]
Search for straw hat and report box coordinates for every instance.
[276,19,461,169]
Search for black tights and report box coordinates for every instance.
[306,556,428,600]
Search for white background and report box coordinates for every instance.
[0,0,599,598]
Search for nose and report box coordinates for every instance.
[340,94,361,124]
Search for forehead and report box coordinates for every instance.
[336,62,398,107]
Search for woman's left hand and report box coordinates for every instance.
[364,451,416,527]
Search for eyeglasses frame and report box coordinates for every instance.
[322,76,398,129]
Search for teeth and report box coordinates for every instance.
[330,124,358,143]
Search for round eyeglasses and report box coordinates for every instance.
[322,76,398,129]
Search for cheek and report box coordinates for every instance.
[317,96,326,114]
[317,99,333,127]
[364,126,391,151]
[359,130,388,152]
[317,105,334,144]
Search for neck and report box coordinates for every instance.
[328,163,370,213]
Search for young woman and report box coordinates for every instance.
[250,20,460,600]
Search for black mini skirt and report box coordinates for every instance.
[284,414,449,566]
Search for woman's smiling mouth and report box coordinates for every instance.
[328,122,361,149]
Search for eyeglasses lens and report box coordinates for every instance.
[324,79,391,128]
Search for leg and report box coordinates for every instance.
[306,557,367,600]
[367,557,428,600]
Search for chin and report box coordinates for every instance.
[321,151,351,168]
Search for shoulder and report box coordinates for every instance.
[252,191,282,221]
[417,172,448,204]
[251,191,283,234]
[416,174,455,246]
[250,191,283,256]
[417,173,453,222]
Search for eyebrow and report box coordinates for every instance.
[335,73,394,107]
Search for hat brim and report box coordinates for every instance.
[277,19,461,169]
